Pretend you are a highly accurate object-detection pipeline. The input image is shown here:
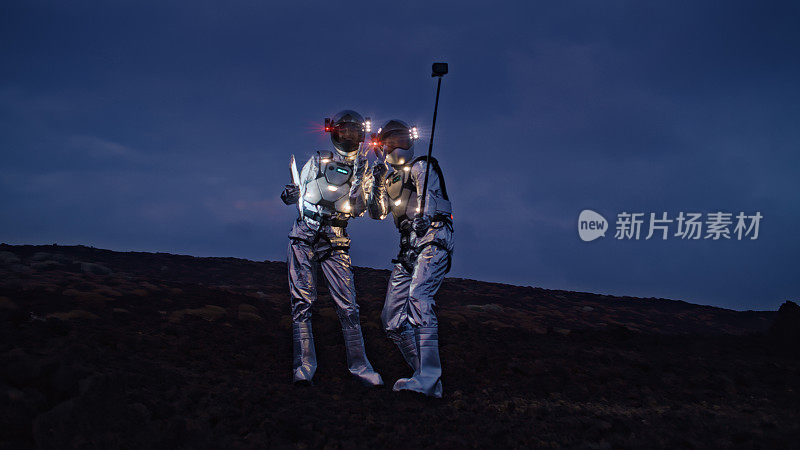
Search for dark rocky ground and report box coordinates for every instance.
[1,243,798,449]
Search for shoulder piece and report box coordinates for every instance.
[411,155,449,200]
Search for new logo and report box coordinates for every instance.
[578,210,608,242]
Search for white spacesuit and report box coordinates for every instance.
[366,119,454,397]
[281,110,383,387]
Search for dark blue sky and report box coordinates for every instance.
[2,1,798,310]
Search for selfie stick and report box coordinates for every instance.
[418,62,448,222]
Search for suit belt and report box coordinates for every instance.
[303,208,348,228]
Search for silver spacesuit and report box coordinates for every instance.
[281,110,383,387]
[366,119,454,397]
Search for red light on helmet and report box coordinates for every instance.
[369,133,380,147]
[324,118,332,133]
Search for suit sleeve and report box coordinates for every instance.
[367,163,390,220]
[348,155,369,217]
[412,160,444,218]
[297,155,317,204]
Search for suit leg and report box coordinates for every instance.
[287,238,319,384]
[320,249,383,387]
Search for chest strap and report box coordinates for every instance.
[302,208,349,228]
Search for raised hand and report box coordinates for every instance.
[372,161,388,181]
[281,184,300,205]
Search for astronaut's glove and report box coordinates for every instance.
[281,184,300,205]
[353,144,369,178]
[372,145,385,161]
[372,161,388,182]
[413,214,431,237]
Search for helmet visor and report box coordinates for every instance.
[382,130,412,152]
[331,122,364,154]
[332,122,364,143]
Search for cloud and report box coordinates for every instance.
[69,135,143,160]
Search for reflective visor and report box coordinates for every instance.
[332,122,365,143]
[381,130,412,151]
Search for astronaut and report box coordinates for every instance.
[366,119,454,398]
[280,110,383,387]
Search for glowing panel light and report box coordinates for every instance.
[364,118,372,132]
[321,158,330,163]
[343,201,351,212]
[327,185,338,191]
[394,199,402,206]
[410,127,419,140]
[403,166,410,172]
